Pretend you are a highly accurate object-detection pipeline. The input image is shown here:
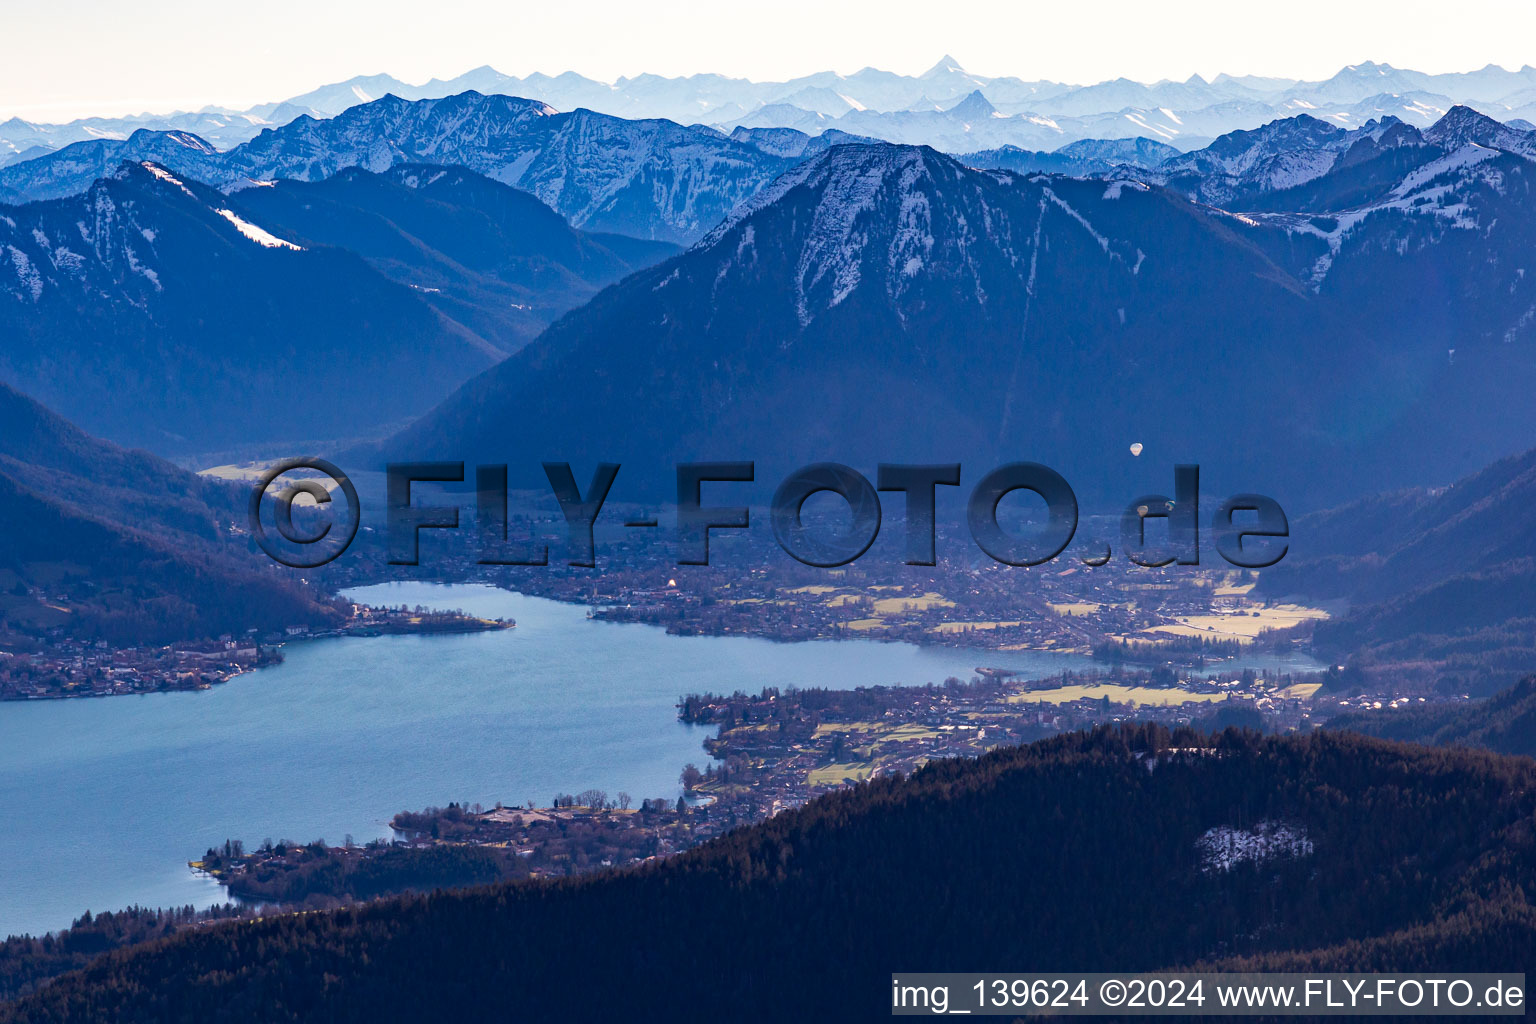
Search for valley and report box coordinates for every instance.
[4,42,1536,1016]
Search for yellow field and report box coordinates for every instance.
[871,592,955,613]
[1008,684,1229,707]
[1277,682,1324,699]
[808,762,875,786]
[785,585,838,595]
[814,722,944,745]
[1000,643,1087,654]
[1142,603,1329,644]
[844,618,883,630]
[871,724,944,743]
[828,590,954,614]
[1049,602,1101,616]
[813,721,882,735]
[930,620,1024,633]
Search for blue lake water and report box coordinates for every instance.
[0,582,1322,938]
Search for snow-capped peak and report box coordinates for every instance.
[921,55,967,78]
[1424,105,1536,159]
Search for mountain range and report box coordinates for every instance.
[3,96,1534,476]
[0,161,497,451]
[0,93,810,244]
[378,114,1536,510]
[0,157,670,451]
[8,58,1536,163]
[6,91,1534,246]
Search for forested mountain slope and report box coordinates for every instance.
[7,727,1534,1021]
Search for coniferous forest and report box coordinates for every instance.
[4,724,1534,1022]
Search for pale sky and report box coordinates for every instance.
[5,0,1535,121]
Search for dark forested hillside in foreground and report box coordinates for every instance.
[0,382,339,645]
[7,727,1536,1022]
[1259,444,1536,694]
[1329,677,1536,756]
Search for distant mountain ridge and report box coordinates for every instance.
[959,136,1181,175]
[0,93,808,243]
[6,95,1533,255]
[8,58,1536,162]
[1145,105,1536,207]
[5,103,1535,461]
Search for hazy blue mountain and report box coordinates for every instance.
[960,137,1180,175]
[1039,74,1238,117]
[723,103,841,135]
[1421,102,1536,154]
[8,59,1536,169]
[1142,107,1535,208]
[0,129,220,202]
[253,74,418,118]
[380,137,1536,509]
[1148,114,1385,204]
[1280,62,1440,105]
[726,126,876,158]
[1056,137,1183,166]
[0,161,500,452]
[0,107,324,162]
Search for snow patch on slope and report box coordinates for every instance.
[215,209,304,250]
[1197,821,1314,873]
[6,245,43,300]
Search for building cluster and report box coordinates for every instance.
[0,638,274,700]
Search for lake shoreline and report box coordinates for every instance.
[0,582,1322,939]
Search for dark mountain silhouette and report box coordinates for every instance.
[6,726,1535,1021]
[378,140,1536,509]
[0,161,501,452]
[1330,676,1536,756]
[225,164,676,351]
[1262,443,1536,693]
[0,383,337,644]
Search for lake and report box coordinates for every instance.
[0,582,1322,938]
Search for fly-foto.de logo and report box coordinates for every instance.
[248,460,1288,571]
